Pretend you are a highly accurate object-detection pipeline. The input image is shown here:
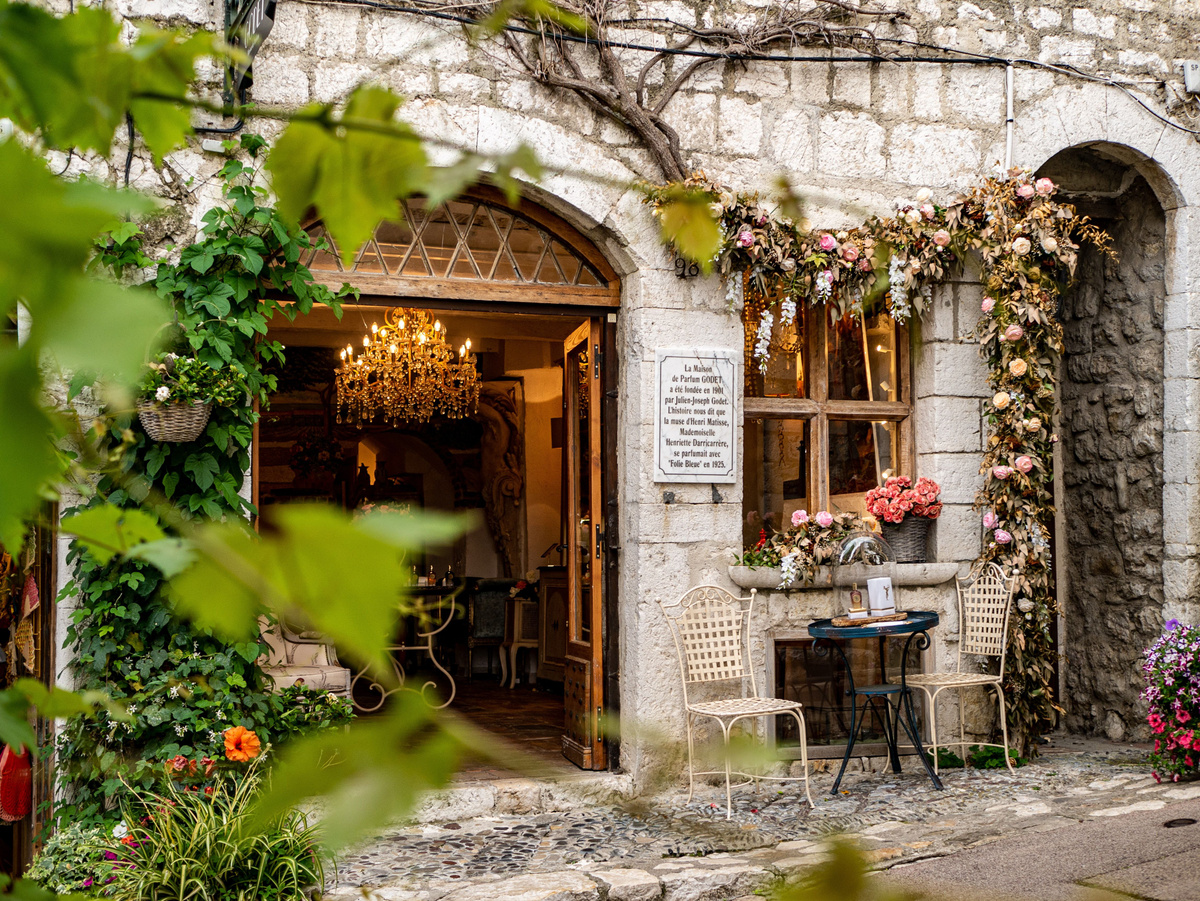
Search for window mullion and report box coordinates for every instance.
[810,310,830,511]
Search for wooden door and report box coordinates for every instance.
[561,319,606,769]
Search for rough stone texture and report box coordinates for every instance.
[592,869,663,901]
[441,872,599,901]
[1055,169,1167,742]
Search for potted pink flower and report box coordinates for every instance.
[863,476,942,563]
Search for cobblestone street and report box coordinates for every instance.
[323,735,1200,900]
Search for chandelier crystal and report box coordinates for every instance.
[336,307,480,425]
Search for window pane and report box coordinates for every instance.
[828,419,897,516]
[743,418,810,545]
[827,311,897,402]
[743,290,807,398]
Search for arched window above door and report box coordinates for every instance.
[303,190,619,307]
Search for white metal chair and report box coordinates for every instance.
[659,586,813,818]
[906,562,1016,773]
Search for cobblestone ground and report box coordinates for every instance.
[324,736,1192,901]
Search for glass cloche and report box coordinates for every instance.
[835,531,895,619]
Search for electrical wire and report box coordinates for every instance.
[290,0,1200,137]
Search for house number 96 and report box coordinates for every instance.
[674,257,700,279]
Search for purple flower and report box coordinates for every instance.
[104,851,118,861]
[1167,618,1180,631]
[83,880,94,888]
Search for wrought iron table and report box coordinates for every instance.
[807,610,943,792]
[352,583,461,712]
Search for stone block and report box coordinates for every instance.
[912,67,943,119]
[918,453,982,506]
[735,67,787,99]
[662,93,717,155]
[1072,8,1116,39]
[440,73,492,101]
[1014,68,1056,102]
[946,68,1005,123]
[832,63,871,109]
[1164,327,1200,379]
[658,865,774,901]
[1164,431,1200,484]
[268,2,309,50]
[875,67,908,117]
[914,342,989,399]
[768,108,815,173]
[312,5,361,58]
[630,501,744,546]
[491,778,542,814]
[1164,558,1200,607]
[916,396,982,454]
[442,872,599,901]
[717,96,763,158]
[930,503,981,563]
[249,53,309,107]
[312,61,372,103]
[592,869,663,901]
[1161,482,1194,548]
[412,784,495,821]
[888,124,981,186]
[1165,215,1200,299]
[816,112,885,180]
[789,62,829,104]
[114,0,216,26]
[1037,36,1095,66]
[1025,7,1062,29]
[1163,378,1200,433]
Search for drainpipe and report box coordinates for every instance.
[1004,63,1014,170]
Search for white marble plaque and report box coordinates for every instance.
[653,348,739,483]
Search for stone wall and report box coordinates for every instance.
[1057,173,1167,742]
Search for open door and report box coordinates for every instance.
[562,319,606,769]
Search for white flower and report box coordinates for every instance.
[164,352,178,361]
[779,552,800,588]
[208,730,220,742]
[126,704,138,715]
[754,310,774,374]
[155,386,171,402]
[1017,598,1035,613]
[903,208,922,225]
[216,710,225,720]
[780,298,797,327]
[112,821,129,839]
[174,724,186,736]
[1042,236,1058,253]
[1011,236,1032,256]
[915,188,932,203]
[169,686,179,698]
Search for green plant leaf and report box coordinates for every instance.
[657,188,721,273]
[266,86,429,263]
[60,505,166,565]
[0,345,62,552]
[127,537,198,577]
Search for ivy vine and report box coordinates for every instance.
[57,135,350,821]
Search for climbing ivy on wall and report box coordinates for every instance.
[57,135,350,821]
[648,168,1112,755]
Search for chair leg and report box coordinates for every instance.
[996,685,1015,773]
[685,712,697,803]
[720,719,734,820]
[499,645,508,687]
[789,709,814,808]
[926,688,940,775]
[508,644,519,689]
[958,691,967,763]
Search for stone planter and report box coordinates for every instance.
[727,562,961,591]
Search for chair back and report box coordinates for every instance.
[956,562,1016,674]
[659,586,758,705]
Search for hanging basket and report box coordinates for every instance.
[137,400,212,443]
[881,517,930,564]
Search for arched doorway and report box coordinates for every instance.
[256,187,621,771]
[1038,146,1167,742]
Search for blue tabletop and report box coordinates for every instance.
[807,610,939,639]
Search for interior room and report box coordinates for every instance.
[261,304,589,765]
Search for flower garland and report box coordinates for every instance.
[648,168,1112,754]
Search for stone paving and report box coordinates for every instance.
[323,735,1200,901]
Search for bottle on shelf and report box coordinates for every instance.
[411,564,419,587]
[443,565,454,587]
[427,565,436,587]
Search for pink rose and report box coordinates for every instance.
[822,269,835,284]
[815,511,834,528]
[992,466,1013,480]
[993,529,1012,544]
[983,511,997,529]
[1016,183,1035,199]
[818,233,837,252]
[932,229,951,247]
[981,296,995,313]
[1015,455,1034,473]
[1004,324,1024,342]
[858,258,872,271]
[841,244,860,262]
[1035,177,1055,196]
[791,509,809,526]
[920,203,935,220]
[736,230,754,249]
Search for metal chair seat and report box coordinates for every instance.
[689,697,802,718]
[853,683,906,696]
[906,671,1001,688]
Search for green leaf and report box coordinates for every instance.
[183,452,220,490]
[0,690,35,755]
[478,0,590,36]
[267,86,429,263]
[60,505,165,564]
[657,187,721,273]
[0,345,62,551]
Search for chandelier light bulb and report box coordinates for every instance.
[466,338,472,350]
[434,320,441,331]
[371,323,378,333]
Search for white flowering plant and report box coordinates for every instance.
[137,352,248,408]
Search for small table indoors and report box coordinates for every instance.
[806,610,944,792]
[352,583,461,712]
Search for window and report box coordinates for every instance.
[742,279,912,546]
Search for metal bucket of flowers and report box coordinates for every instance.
[864,476,942,563]
[137,352,248,443]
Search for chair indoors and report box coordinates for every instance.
[260,619,352,700]
[906,562,1017,773]
[659,585,814,818]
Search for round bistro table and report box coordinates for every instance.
[807,610,944,792]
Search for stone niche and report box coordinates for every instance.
[1040,149,1167,742]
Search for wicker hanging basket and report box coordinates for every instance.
[137,400,213,443]
[881,516,930,564]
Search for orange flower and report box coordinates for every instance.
[223,726,261,762]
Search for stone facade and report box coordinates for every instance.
[69,0,1200,780]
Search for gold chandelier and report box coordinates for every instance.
[336,307,480,425]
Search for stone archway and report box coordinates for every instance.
[1038,146,1167,742]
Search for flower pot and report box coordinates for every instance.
[881,517,930,564]
[137,400,213,443]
